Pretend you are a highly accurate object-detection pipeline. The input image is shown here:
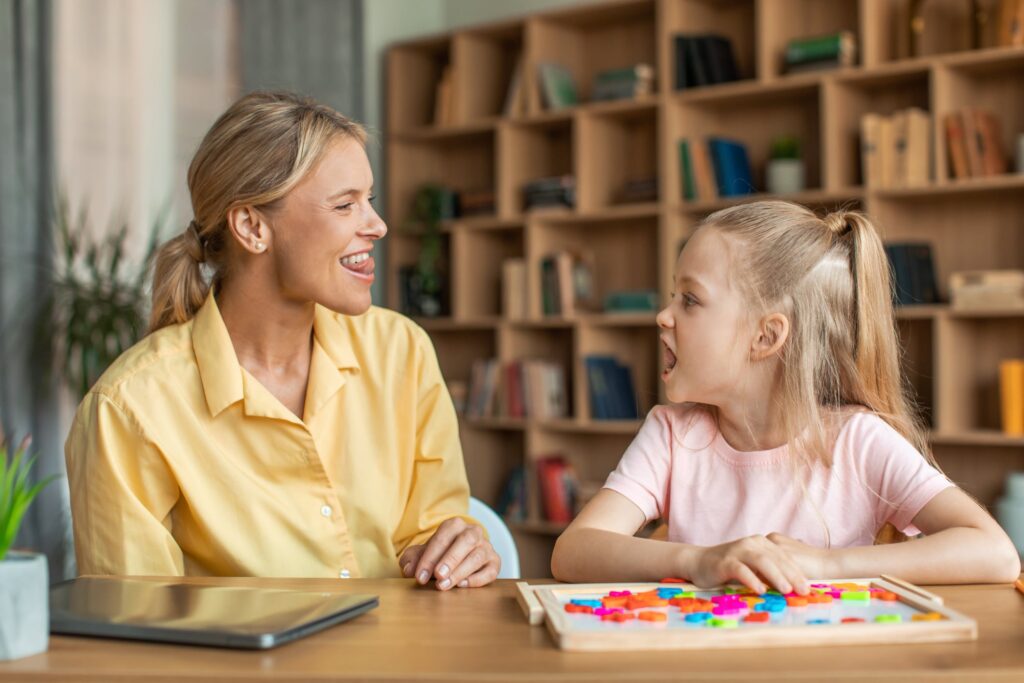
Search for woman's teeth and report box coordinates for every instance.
[341,252,369,267]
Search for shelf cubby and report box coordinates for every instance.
[497,324,576,417]
[823,66,931,188]
[898,317,936,429]
[575,323,660,422]
[526,213,660,319]
[526,0,657,109]
[758,0,861,79]
[387,232,452,319]
[451,224,523,320]
[667,80,823,203]
[387,36,453,133]
[497,118,575,217]
[387,132,497,231]
[577,103,659,211]
[451,21,524,124]
[659,0,757,90]
[932,49,1024,182]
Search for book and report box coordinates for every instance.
[944,112,970,180]
[960,107,986,178]
[584,355,639,420]
[466,358,568,419]
[495,466,527,522]
[524,175,576,210]
[998,0,1024,47]
[502,258,527,320]
[784,31,857,68]
[892,109,909,187]
[537,63,578,110]
[860,113,883,187]
[678,139,696,201]
[536,455,576,523]
[690,138,718,201]
[1000,360,1024,436]
[885,243,938,306]
[503,56,526,117]
[540,250,594,317]
[950,270,1024,310]
[591,64,655,101]
[904,108,932,186]
[973,109,1008,176]
[708,137,755,197]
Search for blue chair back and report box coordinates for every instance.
[468,497,520,579]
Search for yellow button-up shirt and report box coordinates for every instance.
[65,293,475,578]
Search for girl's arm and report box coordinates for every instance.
[552,489,810,594]
[773,487,1021,583]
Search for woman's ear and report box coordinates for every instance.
[751,312,790,361]
[226,205,270,254]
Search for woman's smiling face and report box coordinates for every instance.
[656,226,754,405]
[265,136,386,315]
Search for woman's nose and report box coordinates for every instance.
[362,208,388,240]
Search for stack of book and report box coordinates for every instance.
[466,359,568,420]
[783,31,857,74]
[673,34,740,90]
[860,108,932,188]
[591,64,655,101]
[885,243,938,306]
[584,355,639,421]
[944,109,1008,180]
[536,455,578,524]
[604,289,659,313]
[458,188,496,217]
[523,175,576,210]
[540,250,595,317]
[950,270,1024,311]
[679,137,754,201]
[615,176,659,204]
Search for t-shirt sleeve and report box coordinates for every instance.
[603,406,674,523]
[847,413,954,535]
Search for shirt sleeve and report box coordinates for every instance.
[849,413,954,536]
[392,327,479,556]
[603,406,674,523]
[65,391,184,575]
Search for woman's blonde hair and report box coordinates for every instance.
[701,200,937,541]
[148,91,366,333]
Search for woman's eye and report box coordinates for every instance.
[368,194,377,203]
[335,202,354,211]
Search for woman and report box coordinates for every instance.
[65,91,499,591]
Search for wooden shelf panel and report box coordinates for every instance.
[675,188,865,215]
[931,431,1024,448]
[872,175,1024,200]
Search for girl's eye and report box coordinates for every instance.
[683,294,698,307]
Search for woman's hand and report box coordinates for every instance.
[690,535,810,595]
[766,532,832,580]
[399,517,501,591]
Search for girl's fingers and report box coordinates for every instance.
[729,562,767,595]
[745,555,792,595]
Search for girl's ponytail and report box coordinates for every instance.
[148,221,211,333]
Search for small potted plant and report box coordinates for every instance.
[766,135,806,195]
[0,435,57,661]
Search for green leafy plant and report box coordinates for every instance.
[770,135,802,160]
[0,436,57,562]
[37,196,162,398]
[404,184,451,317]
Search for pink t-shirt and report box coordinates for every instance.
[604,405,953,547]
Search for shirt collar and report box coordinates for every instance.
[192,292,361,420]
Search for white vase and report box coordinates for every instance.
[0,552,48,660]
[766,159,806,195]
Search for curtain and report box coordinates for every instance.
[0,0,70,582]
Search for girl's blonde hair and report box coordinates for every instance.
[148,91,366,333]
[701,201,937,540]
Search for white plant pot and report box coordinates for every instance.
[766,159,806,195]
[0,552,48,660]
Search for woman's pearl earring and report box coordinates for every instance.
[255,241,265,251]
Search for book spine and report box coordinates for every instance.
[1000,360,1024,436]
[679,139,696,201]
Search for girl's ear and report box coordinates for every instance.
[751,312,790,361]
[226,205,271,254]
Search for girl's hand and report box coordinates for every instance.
[399,517,501,591]
[691,535,810,595]
[767,532,832,579]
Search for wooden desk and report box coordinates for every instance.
[3,577,1023,682]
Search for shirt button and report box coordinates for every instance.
[320,504,332,517]
[339,569,350,579]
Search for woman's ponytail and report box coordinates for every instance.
[148,221,210,333]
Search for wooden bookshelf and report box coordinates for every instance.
[386,0,1024,577]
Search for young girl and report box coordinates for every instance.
[551,200,1020,593]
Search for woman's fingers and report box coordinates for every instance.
[413,517,468,584]
[433,527,485,589]
[399,545,425,578]
[456,554,501,588]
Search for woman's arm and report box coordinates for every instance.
[553,489,811,594]
[771,487,1022,583]
[65,392,184,575]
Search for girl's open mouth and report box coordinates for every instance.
[662,341,677,378]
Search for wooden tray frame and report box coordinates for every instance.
[516,577,977,652]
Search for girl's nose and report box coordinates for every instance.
[656,305,673,329]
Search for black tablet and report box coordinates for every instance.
[49,577,378,650]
